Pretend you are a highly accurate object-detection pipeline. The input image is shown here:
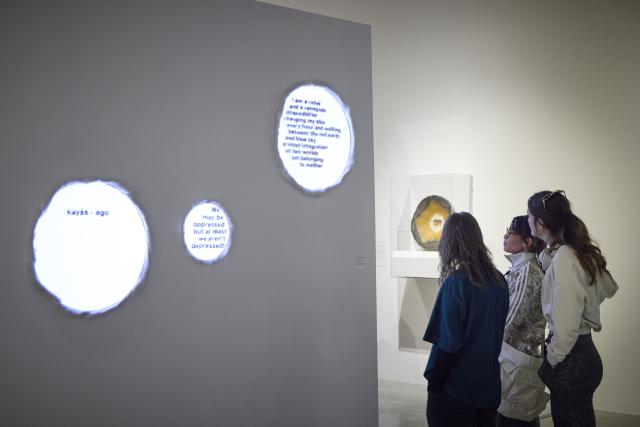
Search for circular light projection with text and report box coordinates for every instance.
[277,83,354,193]
[33,181,150,315]
[183,201,232,264]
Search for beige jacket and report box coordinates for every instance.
[498,341,549,421]
[539,245,619,366]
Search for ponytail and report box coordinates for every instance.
[562,213,608,285]
[528,191,608,285]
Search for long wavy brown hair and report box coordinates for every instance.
[528,190,608,285]
[438,212,503,287]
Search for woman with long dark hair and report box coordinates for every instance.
[423,212,509,427]
[527,191,618,427]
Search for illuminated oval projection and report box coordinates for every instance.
[183,201,232,264]
[33,181,150,315]
[277,83,354,193]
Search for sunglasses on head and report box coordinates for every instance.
[541,190,566,211]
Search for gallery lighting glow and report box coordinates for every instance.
[183,200,232,264]
[32,180,150,315]
[277,83,354,193]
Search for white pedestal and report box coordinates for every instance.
[390,250,440,278]
[389,174,472,278]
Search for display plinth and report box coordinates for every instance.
[390,174,472,278]
[390,250,439,278]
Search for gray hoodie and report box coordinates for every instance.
[538,245,619,366]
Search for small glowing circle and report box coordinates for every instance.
[183,201,232,264]
[32,180,150,315]
[277,83,354,193]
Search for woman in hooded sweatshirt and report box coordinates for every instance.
[527,190,618,427]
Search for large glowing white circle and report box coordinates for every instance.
[277,83,354,193]
[33,181,150,315]
[183,201,232,264]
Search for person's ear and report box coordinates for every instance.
[524,237,533,251]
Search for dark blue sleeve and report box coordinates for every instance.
[426,346,457,392]
[422,275,468,353]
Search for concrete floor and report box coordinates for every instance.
[378,380,640,427]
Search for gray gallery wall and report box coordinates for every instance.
[0,1,376,426]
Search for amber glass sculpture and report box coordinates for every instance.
[410,195,452,250]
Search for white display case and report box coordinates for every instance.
[390,174,472,278]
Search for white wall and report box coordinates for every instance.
[259,0,640,415]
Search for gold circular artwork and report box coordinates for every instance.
[410,195,452,250]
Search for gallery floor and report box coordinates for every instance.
[378,380,640,427]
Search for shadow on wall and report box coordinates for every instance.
[399,277,440,352]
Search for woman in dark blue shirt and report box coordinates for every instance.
[424,212,509,427]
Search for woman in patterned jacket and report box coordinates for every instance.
[497,215,549,427]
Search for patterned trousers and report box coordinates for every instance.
[538,333,603,427]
